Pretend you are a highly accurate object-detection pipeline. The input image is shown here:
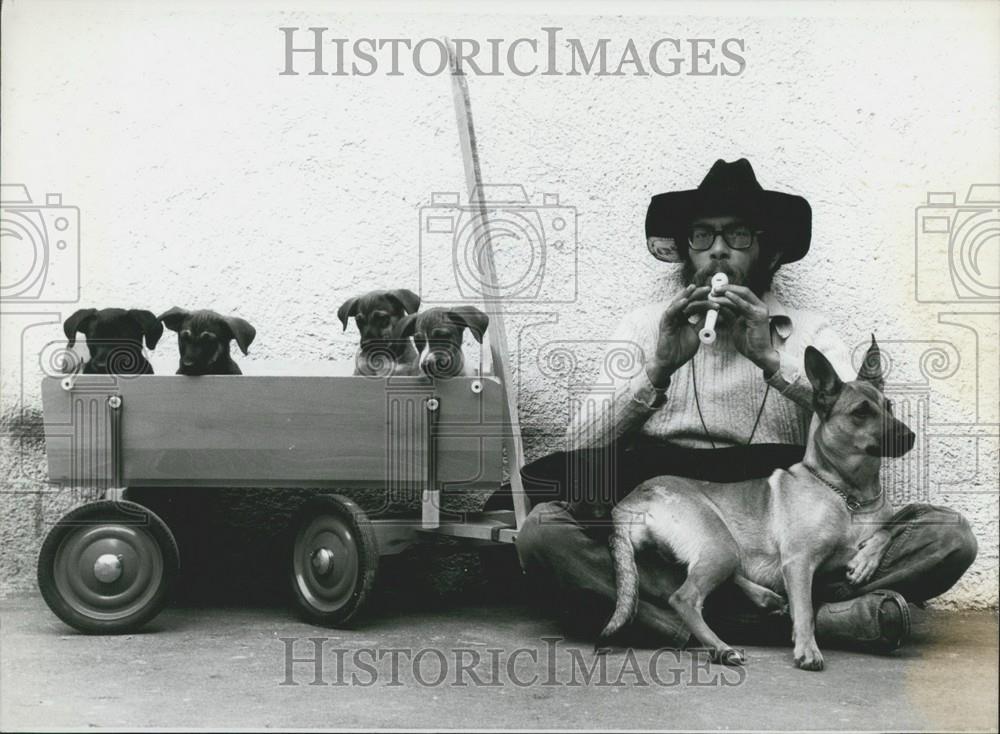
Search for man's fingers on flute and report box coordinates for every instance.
[718,284,763,305]
[682,301,717,317]
[684,299,732,316]
[673,284,697,304]
[664,286,695,320]
[721,291,754,313]
[666,285,706,317]
[722,291,765,318]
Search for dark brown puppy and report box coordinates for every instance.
[395,306,489,378]
[63,308,162,374]
[158,307,256,375]
[338,289,421,376]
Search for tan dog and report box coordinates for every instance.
[600,337,914,670]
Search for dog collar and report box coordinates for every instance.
[804,465,883,512]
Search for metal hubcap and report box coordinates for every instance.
[93,553,123,583]
[311,547,335,576]
[294,514,359,614]
[53,522,164,622]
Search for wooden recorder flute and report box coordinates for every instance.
[698,272,729,345]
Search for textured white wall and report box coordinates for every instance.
[1,0,997,607]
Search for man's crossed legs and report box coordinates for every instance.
[508,444,977,649]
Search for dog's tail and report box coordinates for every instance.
[598,515,639,646]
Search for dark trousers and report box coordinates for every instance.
[508,444,978,647]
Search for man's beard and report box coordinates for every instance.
[682,258,772,295]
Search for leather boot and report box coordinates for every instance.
[814,589,911,652]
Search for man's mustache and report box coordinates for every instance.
[689,261,742,287]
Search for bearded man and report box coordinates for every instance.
[503,159,977,651]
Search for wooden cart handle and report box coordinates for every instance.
[445,39,530,529]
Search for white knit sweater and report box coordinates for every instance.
[563,292,856,450]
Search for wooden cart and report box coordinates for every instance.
[38,370,527,633]
[35,44,533,634]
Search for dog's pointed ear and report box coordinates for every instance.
[128,309,164,349]
[158,307,190,332]
[447,306,489,344]
[857,334,884,392]
[386,289,421,315]
[224,316,256,355]
[337,297,360,331]
[396,313,419,340]
[63,308,97,348]
[804,345,844,418]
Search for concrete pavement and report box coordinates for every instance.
[1,593,997,731]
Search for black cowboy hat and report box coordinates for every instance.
[644,158,811,264]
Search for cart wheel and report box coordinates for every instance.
[37,500,179,634]
[290,494,379,627]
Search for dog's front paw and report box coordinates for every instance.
[846,548,881,585]
[793,640,825,671]
[716,648,745,666]
[755,587,788,612]
[846,560,876,585]
[847,532,890,585]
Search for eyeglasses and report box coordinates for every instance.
[687,223,761,251]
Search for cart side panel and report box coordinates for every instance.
[43,376,504,489]
[41,377,120,490]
